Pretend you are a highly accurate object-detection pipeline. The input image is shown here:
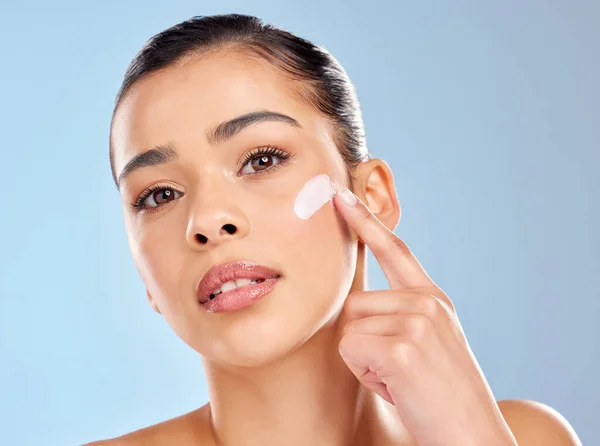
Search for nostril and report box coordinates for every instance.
[194,225,236,244]
[222,224,237,235]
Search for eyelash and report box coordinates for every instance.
[130,145,292,212]
[238,144,291,175]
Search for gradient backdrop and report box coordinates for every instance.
[0,1,598,444]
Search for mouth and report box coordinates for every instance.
[208,277,266,299]
[196,260,281,313]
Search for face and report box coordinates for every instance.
[111,50,358,366]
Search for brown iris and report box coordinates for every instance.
[250,155,274,171]
[153,189,175,205]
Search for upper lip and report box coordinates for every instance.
[196,260,281,303]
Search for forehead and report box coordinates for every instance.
[111,49,319,170]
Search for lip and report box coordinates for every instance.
[196,260,281,311]
[202,277,280,313]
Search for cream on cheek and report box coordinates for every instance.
[288,174,352,324]
[293,174,338,220]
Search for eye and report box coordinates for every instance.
[241,154,280,174]
[239,146,291,175]
[132,186,183,211]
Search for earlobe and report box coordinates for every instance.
[353,158,401,232]
[146,290,161,314]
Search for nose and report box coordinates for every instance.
[185,190,250,250]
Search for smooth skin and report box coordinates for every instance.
[88,48,581,445]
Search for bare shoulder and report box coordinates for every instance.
[497,399,582,445]
[82,404,214,446]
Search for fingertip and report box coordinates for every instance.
[338,188,358,206]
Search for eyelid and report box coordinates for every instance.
[129,145,293,212]
[237,144,293,176]
[130,182,183,212]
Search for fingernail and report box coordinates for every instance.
[339,188,357,206]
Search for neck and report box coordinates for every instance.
[201,244,409,446]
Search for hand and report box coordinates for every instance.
[332,188,517,446]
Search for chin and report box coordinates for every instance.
[190,287,346,368]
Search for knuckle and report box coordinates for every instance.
[338,334,352,355]
[404,314,431,341]
[344,291,371,316]
[343,291,363,316]
[338,332,361,357]
[417,295,442,319]
[438,292,456,313]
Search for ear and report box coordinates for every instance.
[146,289,162,314]
[352,158,401,232]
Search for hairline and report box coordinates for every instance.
[109,44,354,187]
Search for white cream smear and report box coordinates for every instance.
[293,173,337,220]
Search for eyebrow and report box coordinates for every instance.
[117,145,178,188]
[207,110,301,145]
[116,110,301,188]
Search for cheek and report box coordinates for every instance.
[246,171,353,285]
[258,189,354,297]
[126,218,184,306]
[247,178,336,257]
[279,205,343,260]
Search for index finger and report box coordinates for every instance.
[333,187,435,290]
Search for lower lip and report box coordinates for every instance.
[201,277,279,313]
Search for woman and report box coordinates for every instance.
[88,14,581,445]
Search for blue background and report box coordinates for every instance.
[0,1,597,444]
